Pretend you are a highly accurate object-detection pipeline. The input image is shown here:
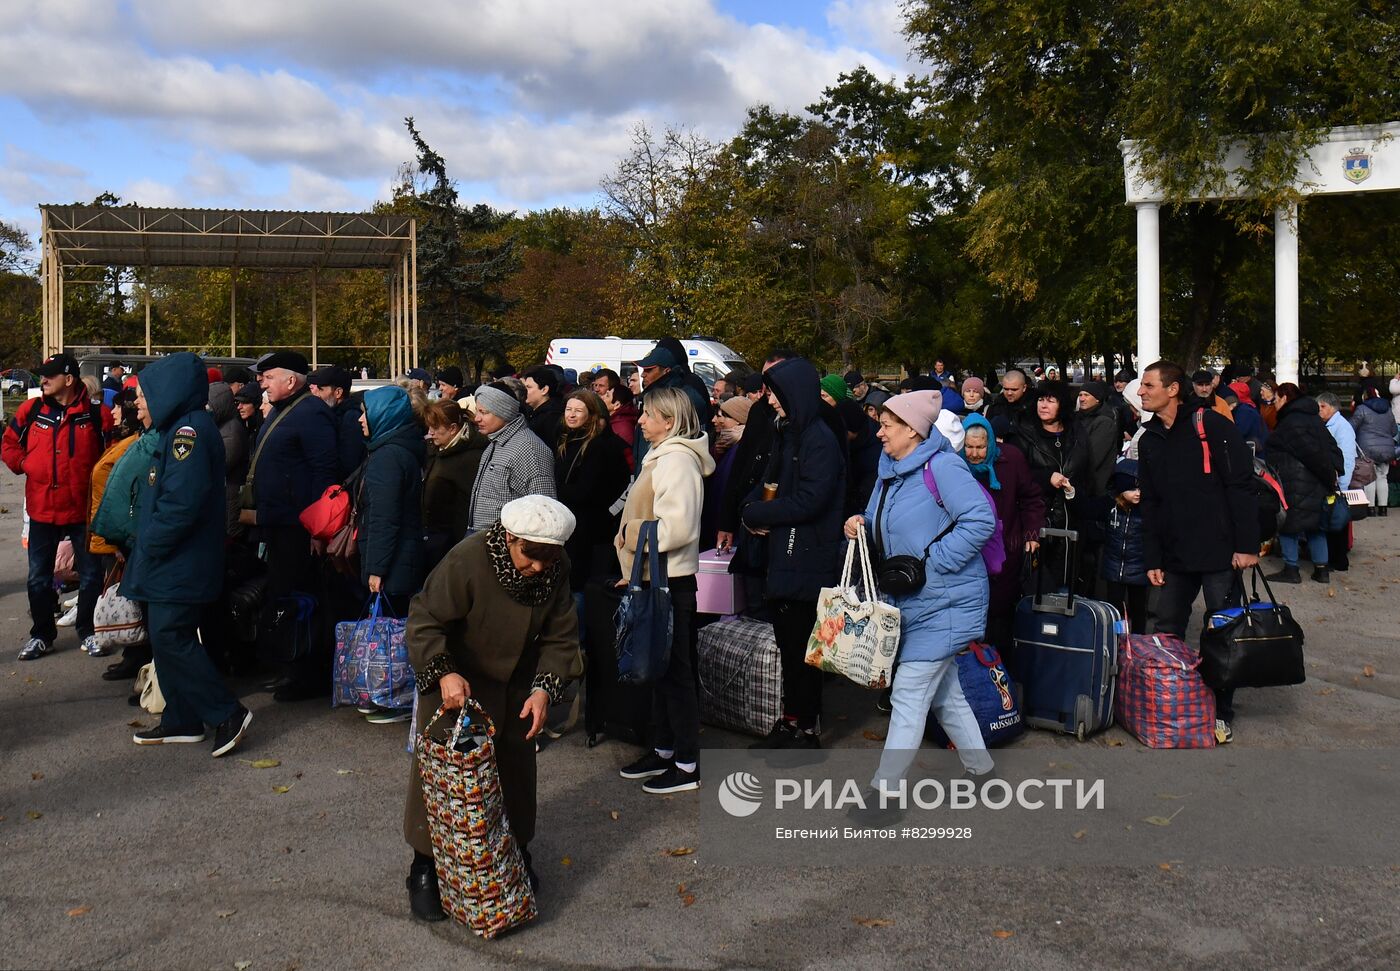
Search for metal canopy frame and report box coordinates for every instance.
[38,205,418,374]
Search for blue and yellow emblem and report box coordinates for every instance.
[1343,147,1372,184]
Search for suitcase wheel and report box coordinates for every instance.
[1073,694,1092,742]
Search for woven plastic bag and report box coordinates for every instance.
[417,701,537,939]
[1115,633,1216,749]
[332,595,414,709]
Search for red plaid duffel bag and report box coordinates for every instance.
[1115,633,1216,749]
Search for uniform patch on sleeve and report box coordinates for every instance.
[172,425,197,461]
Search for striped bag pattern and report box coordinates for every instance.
[1114,633,1216,749]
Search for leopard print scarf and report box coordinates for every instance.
[485,522,561,606]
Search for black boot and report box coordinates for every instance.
[1312,566,1331,584]
[1379,505,1389,518]
[407,857,446,922]
[1267,565,1301,584]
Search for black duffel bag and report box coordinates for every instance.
[1199,566,1305,690]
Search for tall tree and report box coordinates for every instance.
[394,118,519,380]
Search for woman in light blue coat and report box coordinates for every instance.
[844,391,996,788]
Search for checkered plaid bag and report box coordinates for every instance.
[1115,633,1216,749]
[697,617,783,737]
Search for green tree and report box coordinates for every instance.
[393,118,519,380]
[0,218,39,364]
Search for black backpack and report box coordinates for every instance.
[1191,408,1286,542]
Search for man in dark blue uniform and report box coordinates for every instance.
[124,352,252,756]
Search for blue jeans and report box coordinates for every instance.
[27,520,104,643]
[1279,531,1328,568]
[873,657,994,787]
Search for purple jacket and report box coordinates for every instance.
[968,442,1046,616]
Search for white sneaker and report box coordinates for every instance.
[62,593,78,609]
[56,605,78,627]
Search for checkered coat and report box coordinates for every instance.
[467,415,556,530]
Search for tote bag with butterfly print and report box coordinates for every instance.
[805,531,901,690]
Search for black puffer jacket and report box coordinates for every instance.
[1137,404,1259,573]
[1099,501,1147,585]
[1268,397,1344,534]
[740,358,846,602]
[1076,402,1121,497]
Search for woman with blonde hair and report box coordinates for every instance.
[614,386,714,793]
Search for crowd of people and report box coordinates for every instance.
[4,341,1394,923]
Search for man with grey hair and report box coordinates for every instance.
[468,382,557,531]
[1316,391,1357,572]
[243,351,340,702]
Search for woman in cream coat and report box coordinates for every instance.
[613,387,714,795]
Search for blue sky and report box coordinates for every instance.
[0,0,917,256]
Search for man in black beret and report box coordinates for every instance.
[308,365,365,482]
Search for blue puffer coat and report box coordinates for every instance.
[1099,501,1148,586]
[863,434,994,663]
[357,386,426,599]
[1351,396,1397,464]
[122,353,226,605]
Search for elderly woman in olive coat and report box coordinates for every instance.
[402,495,584,922]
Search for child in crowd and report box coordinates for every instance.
[1097,459,1150,634]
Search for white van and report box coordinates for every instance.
[546,336,752,389]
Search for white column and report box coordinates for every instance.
[1135,203,1160,369]
[1274,204,1300,385]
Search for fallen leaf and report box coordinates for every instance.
[234,962,252,971]
[681,893,696,907]
[26,810,41,820]
[1317,687,1335,696]
[992,929,1014,939]
[1363,665,1376,678]
[1073,830,1086,840]
[665,847,695,857]
[217,909,237,919]
[272,784,293,794]
[862,730,886,742]
[561,856,572,867]
[1327,589,1336,598]
[127,720,146,728]
[853,917,894,928]
[335,769,354,775]
[609,810,619,821]
[1158,863,1173,871]
[66,906,90,917]
[30,771,43,781]
[1106,738,1124,747]
[1143,807,1185,827]
[243,758,281,769]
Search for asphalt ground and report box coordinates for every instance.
[3,467,1400,971]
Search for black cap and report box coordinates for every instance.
[35,353,79,378]
[233,383,263,405]
[222,366,253,386]
[1080,380,1109,403]
[844,370,864,389]
[307,365,352,395]
[1114,368,1136,383]
[436,366,464,388]
[256,351,310,375]
[1192,369,1215,385]
[636,345,679,369]
[740,373,764,395]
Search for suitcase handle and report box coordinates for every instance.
[1032,526,1080,616]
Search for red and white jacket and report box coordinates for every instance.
[2,395,113,525]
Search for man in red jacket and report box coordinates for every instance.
[2,353,113,660]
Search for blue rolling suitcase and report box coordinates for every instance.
[1013,527,1121,740]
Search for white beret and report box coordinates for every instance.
[500,494,577,546]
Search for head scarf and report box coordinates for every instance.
[960,413,1001,490]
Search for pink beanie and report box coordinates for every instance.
[882,390,942,439]
[961,376,985,396]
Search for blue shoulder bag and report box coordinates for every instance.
[614,521,673,685]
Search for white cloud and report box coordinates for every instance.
[0,0,914,218]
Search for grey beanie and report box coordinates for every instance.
[475,384,521,422]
